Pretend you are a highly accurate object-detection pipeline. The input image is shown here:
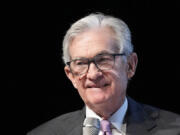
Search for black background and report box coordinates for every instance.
[5,1,179,135]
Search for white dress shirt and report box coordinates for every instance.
[86,97,128,135]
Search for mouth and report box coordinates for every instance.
[86,83,110,88]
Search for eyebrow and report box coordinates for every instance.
[96,50,115,55]
[72,50,115,60]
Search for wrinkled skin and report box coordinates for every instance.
[64,27,138,118]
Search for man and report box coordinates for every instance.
[28,13,180,135]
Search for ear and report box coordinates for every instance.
[127,53,138,79]
[64,66,78,89]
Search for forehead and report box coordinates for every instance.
[69,27,119,59]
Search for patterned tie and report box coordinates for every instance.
[83,117,100,135]
[100,120,112,135]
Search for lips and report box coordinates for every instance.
[86,83,109,88]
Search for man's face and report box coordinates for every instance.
[65,27,137,114]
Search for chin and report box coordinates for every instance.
[83,86,111,104]
[87,93,109,105]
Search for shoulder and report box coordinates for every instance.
[142,103,180,125]
[27,109,85,135]
[155,108,180,127]
[127,97,180,134]
[142,102,180,134]
[127,96,180,123]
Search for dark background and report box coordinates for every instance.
[5,1,179,135]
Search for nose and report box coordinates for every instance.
[86,62,102,80]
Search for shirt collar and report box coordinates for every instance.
[109,97,128,131]
[86,97,128,131]
[86,105,103,121]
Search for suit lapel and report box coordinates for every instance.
[126,97,157,135]
[68,125,83,135]
[68,107,85,135]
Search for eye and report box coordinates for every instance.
[102,57,111,61]
[96,55,113,63]
[74,60,88,65]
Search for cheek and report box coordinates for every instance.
[74,78,86,95]
[108,69,128,91]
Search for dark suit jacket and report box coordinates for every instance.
[27,97,180,135]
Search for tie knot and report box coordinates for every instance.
[100,120,111,132]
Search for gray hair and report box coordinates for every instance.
[62,13,133,64]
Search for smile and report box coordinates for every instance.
[86,83,109,88]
